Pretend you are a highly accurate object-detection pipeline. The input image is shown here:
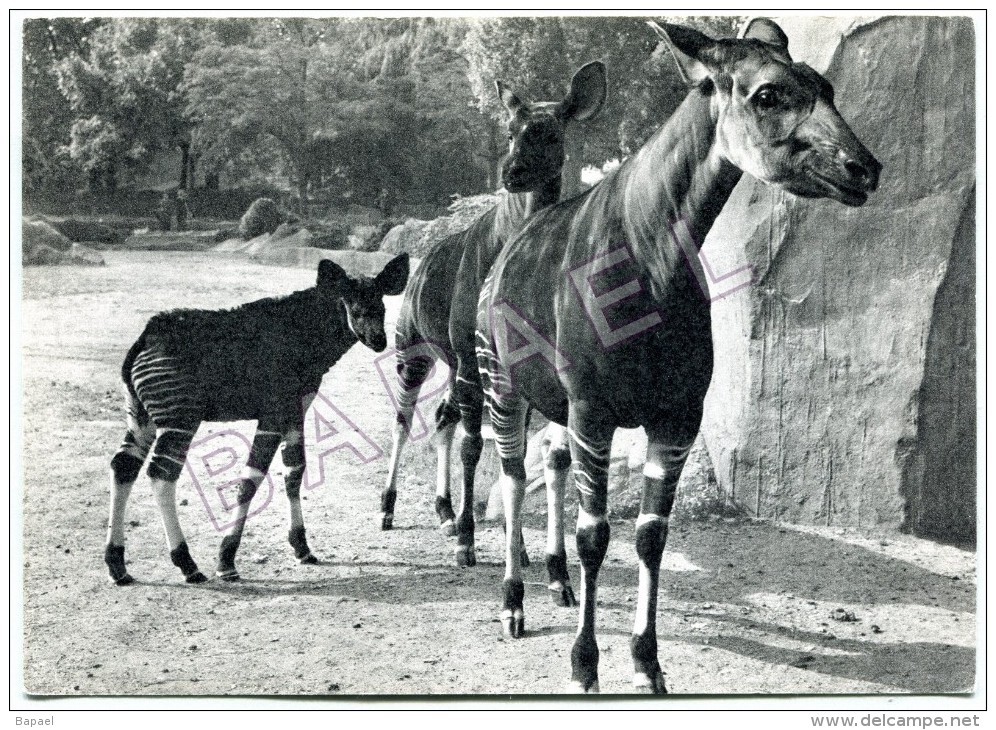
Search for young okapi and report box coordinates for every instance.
[381,62,607,587]
[105,254,409,585]
[476,20,881,692]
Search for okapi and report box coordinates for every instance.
[104,254,409,585]
[476,20,880,692]
[381,62,607,586]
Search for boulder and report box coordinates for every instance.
[23,219,71,258]
[238,198,283,239]
[67,243,106,266]
[22,220,106,265]
[697,17,975,543]
[379,219,431,257]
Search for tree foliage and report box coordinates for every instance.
[23,15,744,212]
[53,18,210,191]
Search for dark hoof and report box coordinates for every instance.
[435,496,457,527]
[380,513,394,531]
[633,670,668,694]
[550,585,578,607]
[104,544,131,585]
[502,612,525,638]
[566,679,600,694]
[455,545,476,567]
[215,569,239,582]
[186,571,209,584]
[440,520,457,537]
[298,553,319,565]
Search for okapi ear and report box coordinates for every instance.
[647,21,714,85]
[374,253,409,296]
[495,79,525,116]
[560,61,607,122]
[739,18,790,50]
[317,258,349,289]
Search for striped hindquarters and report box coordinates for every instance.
[127,338,202,430]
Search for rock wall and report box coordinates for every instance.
[700,16,976,543]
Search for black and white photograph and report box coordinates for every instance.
[13,9,981,709]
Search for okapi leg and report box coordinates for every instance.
[542,423,576,606]
[630,437,691,695]
[433,397,460,534]
[147,426,205,583]
[453,368,484,567]
[105,401,155,585]
[491,394,530,635]
[215,426,282,581]
[381,351,433,530]
[282,426,317,564]
[566,407,613,694]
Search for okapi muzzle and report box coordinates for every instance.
[787,91,882,206]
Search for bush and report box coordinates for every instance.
[238,198,284,240]
[309,220,351,251]
[349,220,396,252]
[42,217,125,244]
[378,193,502,257]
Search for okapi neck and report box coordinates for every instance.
[624,87,742,249]
[526,176,563,216]
[503,175,563,222]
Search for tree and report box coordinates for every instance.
[184,17,490,212]
[21,18,102,198]
[53,18,209,192]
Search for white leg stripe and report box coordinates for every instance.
[577,508,607,530]
[636,513,668,528]
[643,463,665,479]
[239,466,264,481]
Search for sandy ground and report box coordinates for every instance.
[19,251,977,697]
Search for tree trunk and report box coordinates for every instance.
[297,171,309,217]
[178,142,190,190]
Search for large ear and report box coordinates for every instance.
[317,258,348,289]
[495,79,525,116]
[647,21,715,85]
[374,253,409,296]
[738,17,789,50]
[560,61,607,122]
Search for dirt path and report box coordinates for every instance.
[19,251,976,696]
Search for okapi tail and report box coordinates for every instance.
[121,331,147,403]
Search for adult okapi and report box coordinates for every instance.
[381,62,606,586]
[476,20,880,693]
[104,255,409,585]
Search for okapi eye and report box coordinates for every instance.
[754,86,780,110]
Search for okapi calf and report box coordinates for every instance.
[382,62,606,587]
[104,254,409,585]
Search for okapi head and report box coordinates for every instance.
[317,253,409,353]
[650,19,881,206]
[497,61,608,193]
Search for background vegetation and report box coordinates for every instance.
[22,16,740,219]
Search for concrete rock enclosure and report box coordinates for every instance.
[700,17,976,543]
